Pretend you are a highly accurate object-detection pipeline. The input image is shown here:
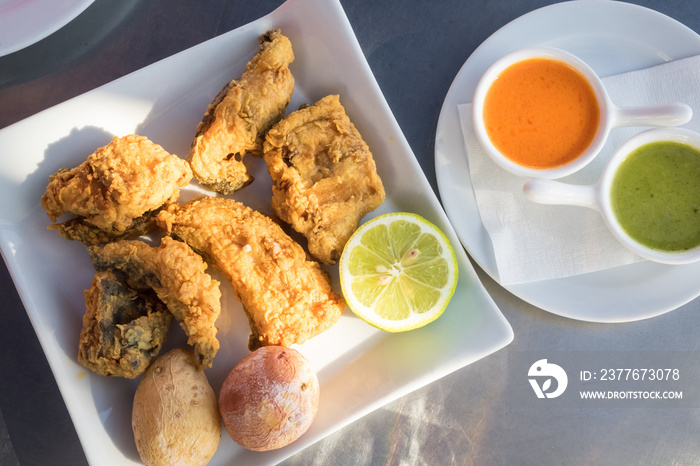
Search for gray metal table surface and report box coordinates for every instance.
[1,0,700,465]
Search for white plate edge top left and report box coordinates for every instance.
[0,0,95,56]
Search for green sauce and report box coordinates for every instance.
[610,140,700,252]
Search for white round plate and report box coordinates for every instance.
[435,0,700,323]
[0,0,94,56]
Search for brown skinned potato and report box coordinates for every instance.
[132,348,221,466]
[219,346,319,451]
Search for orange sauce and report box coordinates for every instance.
[483,58,600,169]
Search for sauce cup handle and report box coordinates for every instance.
[522,179,599,210]
[611,102,692,128]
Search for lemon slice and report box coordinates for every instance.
[339,212,459,332]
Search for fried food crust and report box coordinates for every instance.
[49,208,162,245]
[156,196,345,350]
[41,135,193,245]
[263,95,385,264]
[78,270,172,379]
[88,237,222,368]
[188,29,295,194]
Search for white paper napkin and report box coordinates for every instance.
[459,54,700,285]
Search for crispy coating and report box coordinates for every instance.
[78,270,172,379]
[50,208,162,245]
[88,237,222,368]
[263,95,385,264]
[41,135,193,245]
[156,197,345,350]
[188,29,295,194]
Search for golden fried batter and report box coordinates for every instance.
[88,237,222,368]
[53,209,163,246]
[156,197,345,350]
[188,29,295,194]
[263,95,385,264]
[41,135,193,245]
[78,270,172,379]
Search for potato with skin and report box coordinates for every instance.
[219,346,319,451]
[132,348,221,466]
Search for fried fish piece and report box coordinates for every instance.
[188,29,295,194]
[78,270,172,378]
[41,135,193,245]
[53,209,164,246]
[88,237,222,368]
[263,95,385,265]
[156,197,345,350]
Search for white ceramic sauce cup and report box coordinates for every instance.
[523,127,700,264]
[472,47,692,179]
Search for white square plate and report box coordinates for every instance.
[0,0,513,463]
